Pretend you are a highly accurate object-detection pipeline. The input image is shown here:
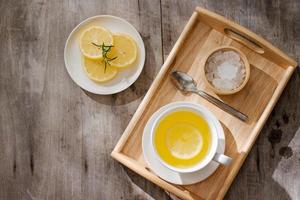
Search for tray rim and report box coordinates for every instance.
[111,7,297,200]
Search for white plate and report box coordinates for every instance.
[64,15,145,95]
[142,102,225,185]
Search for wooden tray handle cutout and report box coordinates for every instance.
[224,28,265,54]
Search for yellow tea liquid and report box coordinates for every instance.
[154,110,211,169]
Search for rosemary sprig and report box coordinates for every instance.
[92,42,117,72]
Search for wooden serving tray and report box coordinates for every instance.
[111,7,297,200]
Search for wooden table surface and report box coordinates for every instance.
[1,0,299,200]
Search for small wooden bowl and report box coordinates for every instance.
[202,46,250,95]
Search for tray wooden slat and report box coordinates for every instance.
[112,7,297,200]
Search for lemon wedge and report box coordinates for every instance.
[83,57,118,82]
[166,124,203,159]
[80,26,113,59]
[108,33,137,68]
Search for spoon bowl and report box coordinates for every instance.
[171,71,198,93]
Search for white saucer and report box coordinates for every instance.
[142,102,225,185]
[64,15,145,95]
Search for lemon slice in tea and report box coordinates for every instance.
[80,26,113,59]
[83,57,118,82]
[166,124,203,159]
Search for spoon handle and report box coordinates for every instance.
[196,90,248,121]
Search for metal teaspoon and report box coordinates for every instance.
[171,71,248,122]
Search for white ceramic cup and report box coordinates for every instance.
[150,102,232,173]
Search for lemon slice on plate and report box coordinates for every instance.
[166,124,203,159]
[83,57,118,82]
[80,26,113,59]
[108,33,137,68]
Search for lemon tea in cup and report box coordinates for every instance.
[154,110,211,169]
[150,102,232,173]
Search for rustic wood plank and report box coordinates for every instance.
[0,0,168,199]
[161,1,300,200]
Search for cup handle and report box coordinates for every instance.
[213,153,232,166]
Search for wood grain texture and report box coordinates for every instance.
[0,0,299,200]
[0,0,167,200]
